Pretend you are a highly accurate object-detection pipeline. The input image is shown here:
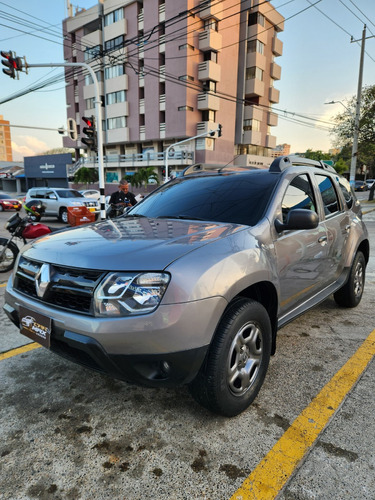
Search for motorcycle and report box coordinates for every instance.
[0,203,53,273]
[106,202,130,219]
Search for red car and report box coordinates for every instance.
[0,193,22,212]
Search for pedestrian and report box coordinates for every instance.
[109,179,137,207]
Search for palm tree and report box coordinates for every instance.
[131,167,159,191]
[74,167,99,188]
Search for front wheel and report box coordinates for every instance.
[59,208,68,223]
[189,298,272,417]
[334,251,366,308]
[0,238,19,272]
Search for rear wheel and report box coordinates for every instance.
[0,205,3,212]
[334,251,365,308]
[189,298,272,417]
[0,238,19,272]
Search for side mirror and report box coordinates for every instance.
[275,208,319,233]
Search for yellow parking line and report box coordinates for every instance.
[0,342,41,361]
[231,328,375,500]
[0,283,7,287]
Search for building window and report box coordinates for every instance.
[248,12,265,27]
[105,64,125,79]
[201,110,216,122]
[243,119,260,131]
[179,43,194,51]
[246,66,264,81]
[178,75,194,81]
[202,80,216,92]
[247,39,264,54]
[104,8,124,26]
[204,18,218,31]
[105,35,124,51]
[203,51,218,63]
[106,90,127,105]
[178,106,193,111]
[84,70,102,85]
[107,116,127,130]
[84,45,101,61]
[85,97,95,109]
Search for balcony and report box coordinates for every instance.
[159,35,166,53]
[247,25,268,45]
[198,61,221,82]
[196,121,218,135]
[244,105,263,121]
[140,125,145,141]
[242,130,262,146]
[159,3,165,22]
[104,18,127,39]
[246,52,266,71]
[159,65,165,82]
[269,87,280,103]
[270,62,281,80]
[159,122,166,138]
[199,29,222,52]
[138,9,144,30]
[245,79,265,98]
[199,0,222,20]
[257,2,285,31]
[139,98,145,114]
[159,94,166,111]
[266,134,277,149]
[272,36,283,56]
[267,111,278,126]
[107,127,129,144]
[197,93,220,111]
[139,72,144,87]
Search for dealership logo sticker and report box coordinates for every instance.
[19,306,51,348]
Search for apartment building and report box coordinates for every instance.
[271,143,291,158]
[0,115,13,162]
[62,0,284,181]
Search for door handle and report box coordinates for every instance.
[345,224,351,233]
[318,236,328,244]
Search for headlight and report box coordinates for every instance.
[93,272,170,317]
[71,201,84,206]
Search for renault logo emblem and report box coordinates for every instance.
[35,263,51,298]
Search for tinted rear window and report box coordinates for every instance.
[56,190,83,198]
[129,171,278,226]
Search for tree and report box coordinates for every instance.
[130,167,159,191]
[330,84,375,178]
[302,149,333,162]
[73,166,99,187]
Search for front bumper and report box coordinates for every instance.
[4,280,227,387]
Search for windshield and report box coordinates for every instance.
[129,171,278,226]
[0,194,12,199]
[56,190,83,199]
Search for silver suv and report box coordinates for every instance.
[4,156,369,416]
[24,187,100,223]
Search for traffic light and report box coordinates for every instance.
[218,124,222,137]
[81,115,97,151]
[1,50,20,79]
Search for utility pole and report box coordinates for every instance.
[164,126,222,183]
[350,25,366,185]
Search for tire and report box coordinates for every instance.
[189,298,272,417]
[0,238,19,272]
[0,205,3,212]
[334,251,366,308]
[59,208,68,224]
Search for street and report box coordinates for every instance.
[0,200,374,500]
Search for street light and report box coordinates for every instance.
[324,100,351,113]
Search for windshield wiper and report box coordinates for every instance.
[156,214,205,221]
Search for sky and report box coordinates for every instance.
[0,0,375,161]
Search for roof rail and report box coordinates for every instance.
[269,155,336,173]
[182,163,234,176]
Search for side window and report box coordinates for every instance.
[338,176,353,209]
[35,190,45,199]
[316,175,340,217]
[282,174,316,224]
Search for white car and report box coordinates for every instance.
[79,189,100,201]
[365,179,374,189]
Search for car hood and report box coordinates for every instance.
[22,216,245,270]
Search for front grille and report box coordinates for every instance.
[14,257,106,315]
